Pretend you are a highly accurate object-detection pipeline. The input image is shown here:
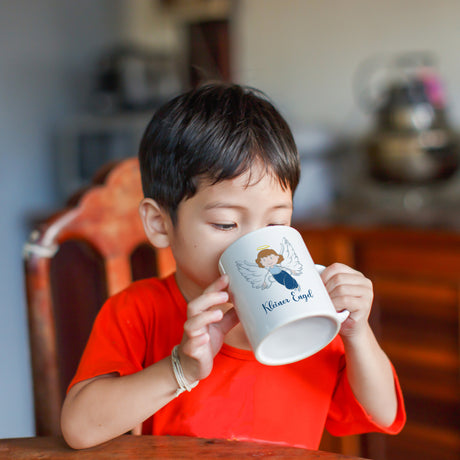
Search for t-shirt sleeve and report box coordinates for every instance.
[325,356,406,436]
[67,289,149,392]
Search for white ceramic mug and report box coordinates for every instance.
[218,226,349,365]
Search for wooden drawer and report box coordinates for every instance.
[369,275,459,460]
[298,225,460,460]
[356,239,460,282]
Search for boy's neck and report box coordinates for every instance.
[224,323,252,350]
[174,271,202,303]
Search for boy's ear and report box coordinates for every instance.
[139,198,172,249]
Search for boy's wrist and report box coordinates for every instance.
[340,323,372,352]
[171,345,199,397]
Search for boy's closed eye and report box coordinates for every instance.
[212,223,237,231]
[212,222,289,231]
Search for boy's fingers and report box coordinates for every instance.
[182,333,210,353]
[329,294,368,312]
[184,309,223,337]
[203,274,229,294]
[218,307,239,335]
[328,282,373,300]
[320,263,360,283]
[188,290,229,317]
[322,270,372,293]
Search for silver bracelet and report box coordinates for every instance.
[171,345,199,397]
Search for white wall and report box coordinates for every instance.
[0,0,121,437]
[233,0,460,134]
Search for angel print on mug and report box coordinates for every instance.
[236,238,303,291]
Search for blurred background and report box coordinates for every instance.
[1,0,459,451]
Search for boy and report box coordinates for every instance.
[61,83,405,449]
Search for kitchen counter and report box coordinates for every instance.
[293,199,460,233]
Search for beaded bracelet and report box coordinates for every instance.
[171,345,199,397]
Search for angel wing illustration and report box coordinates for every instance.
[235,261,274,289]
[279,237,303,275]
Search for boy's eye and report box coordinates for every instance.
[212,223,237,231]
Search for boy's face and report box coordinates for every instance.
[169,163,293,301]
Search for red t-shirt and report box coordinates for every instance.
[69,274,406,449]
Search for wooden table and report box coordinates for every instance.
[0,435,369,459]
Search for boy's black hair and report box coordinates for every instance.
[138,83,300,223]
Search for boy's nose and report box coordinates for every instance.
[241,224,265,237]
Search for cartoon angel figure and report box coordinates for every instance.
[236,237,303,290]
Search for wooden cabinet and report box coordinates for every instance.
[298,224,460,460]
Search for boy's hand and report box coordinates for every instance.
[320,263,374,339]
[178,275,239,383]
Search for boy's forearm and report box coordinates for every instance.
[341,324,398,427]
[61,356,179,449]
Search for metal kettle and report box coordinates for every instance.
[357,52,459,183]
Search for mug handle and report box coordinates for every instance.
[315,264,350,323]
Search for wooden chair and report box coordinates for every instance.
[23,158,175,436]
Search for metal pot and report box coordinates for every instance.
[365,129,459,183]
[357,52,459,183]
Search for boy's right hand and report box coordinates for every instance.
[177,275,239,384]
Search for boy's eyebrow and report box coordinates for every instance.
[204,201,293,211]
[204,202,244,210]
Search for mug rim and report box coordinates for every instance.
[255,312,340,365]
[254,313,341,366]
[219,225,300,264]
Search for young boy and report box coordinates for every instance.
[61,83,405,450]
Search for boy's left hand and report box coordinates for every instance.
[320,263,374,338]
